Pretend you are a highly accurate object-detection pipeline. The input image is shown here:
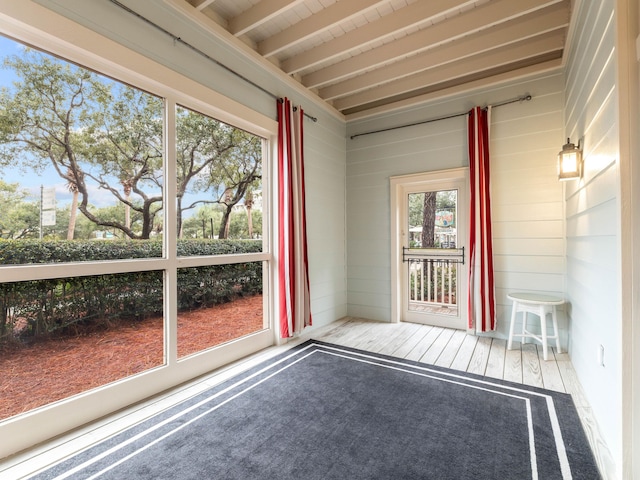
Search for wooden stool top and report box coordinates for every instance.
[507,292,564,306]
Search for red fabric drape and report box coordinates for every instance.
[277,98,312,338]
[468,106,496,332]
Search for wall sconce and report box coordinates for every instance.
[557,138,582,181]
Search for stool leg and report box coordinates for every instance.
[540,306,548,361]
[552,306,561,354]
[522,311,528,344]
[507,301,517,350]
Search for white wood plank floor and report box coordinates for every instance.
[1,317,615,479]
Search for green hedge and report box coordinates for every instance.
[0,238,263,263]
[0,239,263,343]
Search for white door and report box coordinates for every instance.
[391,168,468,329]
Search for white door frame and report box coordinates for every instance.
[390,167,469,325]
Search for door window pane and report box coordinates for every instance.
[407,189,458,316]
[408,190,457,248]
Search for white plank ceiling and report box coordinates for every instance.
[179,0,570,117]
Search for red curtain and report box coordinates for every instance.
[277,98,312,338]
[468,106,496,332]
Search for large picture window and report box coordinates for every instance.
[0,33,273,429]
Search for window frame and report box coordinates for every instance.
[0,3,277,460]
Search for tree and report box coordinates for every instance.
[0,48,261,242]
[175,107,262,239]
[408,189,457,248]
[228,209,262,239]
[0,49,163,240]
[0,50,102,229]
[0,180,39,239]
[180,204,222,239]
[421,192,436,247]
[86,84,164,239]
[175,108,238,237]
[210,134,262,239]
[44,203,97,240]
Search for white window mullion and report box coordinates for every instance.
[165,98,178,367]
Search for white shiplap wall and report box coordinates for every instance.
[304,119,348,326]
[562,0,622,474]
[346,108,466,321]
[490,80,566,343]
[346,73,565,342]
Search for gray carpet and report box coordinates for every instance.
[32,340,600,479]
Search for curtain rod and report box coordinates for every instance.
[108,0,318,123]
[349,94,532,140]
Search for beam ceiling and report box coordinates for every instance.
[176,0,570,118]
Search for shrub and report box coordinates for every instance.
[0,239,263,344]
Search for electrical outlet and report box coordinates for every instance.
[598,344,605,367]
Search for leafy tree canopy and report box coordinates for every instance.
[0,46,263,240]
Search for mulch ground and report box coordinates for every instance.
[0,295,263,420]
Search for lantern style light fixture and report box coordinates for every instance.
[557,137,582,181]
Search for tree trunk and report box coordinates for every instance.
[124,203,130,231]
[218,206,233,239]
[67,190,78,240]
[246,206,253,238]
[421,192,436,247]
[245,191,253,238]
[123,181,132,241]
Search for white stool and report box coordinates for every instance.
[507,292,564,361]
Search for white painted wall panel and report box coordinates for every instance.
[493,255,564,274]
[490,77,566,339]
[492,238,564,256]
[562,0,622,472]
[493,184,564,205]
[492,202,563,222]
[492,156,558,178]
[493,220,564,239]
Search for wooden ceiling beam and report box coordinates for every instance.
[321,4,569,100]
[187,0,227,27]
[229,0,304,37]
[343,58,563,118]
[302,0,566,89]
[191,0,216,11]
[281,0,474,75]
[258,0,389,57]
[332,33,564,111]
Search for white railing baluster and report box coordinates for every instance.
[447,263,453,305]
[405,248,461,313]
[427,260,431,302]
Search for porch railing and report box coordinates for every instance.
[404,247,463,308]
